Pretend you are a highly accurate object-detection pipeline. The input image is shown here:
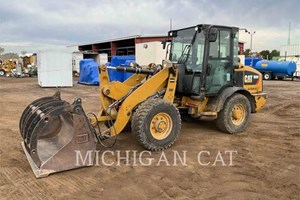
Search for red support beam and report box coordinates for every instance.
[111,42,117,56]
[92,44,98,52]
[238,43,244,55]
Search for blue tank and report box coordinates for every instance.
[254,60,296,76]
[108,56,135,82]
[245,57,262,67]
[78,59,99,85]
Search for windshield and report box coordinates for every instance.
[170,27,205,72]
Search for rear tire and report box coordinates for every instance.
[215,94,251,134]
[131,98,181,151]
[0,70,6,76]
[271,74,276,80]
[263,72,271,80]
[277,76,284,80]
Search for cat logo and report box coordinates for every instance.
[245,75,253,83]
[245,75,259,83]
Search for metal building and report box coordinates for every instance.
[280,44,300,57]
[70,35,245,64]
[75,35,168,61]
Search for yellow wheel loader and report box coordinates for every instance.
[20,24,267,177]
[0,58,16,76]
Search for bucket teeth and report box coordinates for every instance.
[19,92,97,178]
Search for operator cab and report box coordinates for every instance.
[168,24,239,98]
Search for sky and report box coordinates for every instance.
[0,0,299,54]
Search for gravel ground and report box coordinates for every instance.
[0,77,299,200]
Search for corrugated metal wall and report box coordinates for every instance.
[280,44,300,56]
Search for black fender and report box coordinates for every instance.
[207,87,256,113]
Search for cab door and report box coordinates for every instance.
[205,29,235,95]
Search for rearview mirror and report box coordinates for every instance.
[209,28,218,42]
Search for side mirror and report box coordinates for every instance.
[161,40,167,49]
[208,28,218,42]
[162,39,172,50]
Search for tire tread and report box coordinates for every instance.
[131,98,181,151]
[215,94,251,134]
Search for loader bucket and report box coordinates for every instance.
[19,92,97,178]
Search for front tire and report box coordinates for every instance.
[131,98,181,151]
[215,94,251,134]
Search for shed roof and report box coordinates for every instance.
[68,35,168,47]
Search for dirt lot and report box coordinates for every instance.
[0,77,299,200]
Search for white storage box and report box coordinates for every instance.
[37,49,73,87]
[136,41,169,66]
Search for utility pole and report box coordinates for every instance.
[248,31,256,51]
[170,18,172,31]
[287,22,291,45]
[245,30,256,66]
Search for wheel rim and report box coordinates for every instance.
[150,112,173,140]
[0,71,4,76]
[231,104,246,126]
[264,74,269,79]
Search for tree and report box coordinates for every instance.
[259,49,280,60]
[243,49,251,57]
[0,47,4,55]
[259,50,271,59]
[21,51,27,55]
[0,53,19,60]
[270,49,280,58]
